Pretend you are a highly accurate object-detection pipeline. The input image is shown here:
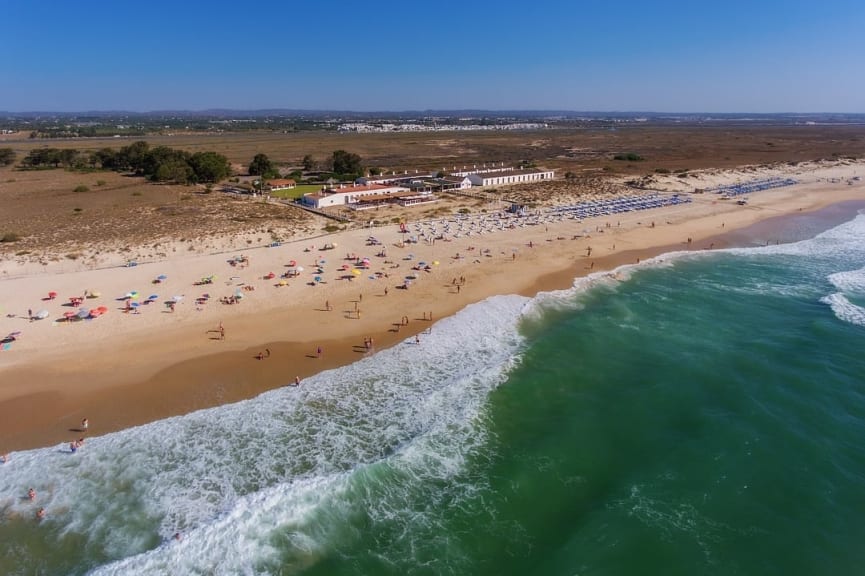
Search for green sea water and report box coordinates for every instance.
[2,206,865,575]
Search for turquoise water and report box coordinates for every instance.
[2,208,865,575]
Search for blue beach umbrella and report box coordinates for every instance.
[314,276,322,283]
[157,275,167,280]
[148,294,159,300]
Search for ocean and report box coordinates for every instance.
[2,205,865,576]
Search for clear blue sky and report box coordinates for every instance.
[2,0,864,113]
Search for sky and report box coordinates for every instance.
[2,0,864,113]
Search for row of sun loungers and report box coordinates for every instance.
[550,194,692,220]
[705,177,797,197]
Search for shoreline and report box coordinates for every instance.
[2,170,865,452]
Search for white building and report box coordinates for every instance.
[467,168,555,187]
[301,183,409,209]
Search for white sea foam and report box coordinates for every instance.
[0,294,529,575]
[820,293,865,327]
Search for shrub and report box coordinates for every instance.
[614,153,644,162]
[96,179,106,186]
[1,232,22,243]
[73,185,90,193]
[654,168,670,174]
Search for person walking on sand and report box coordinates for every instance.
[294,376,300,386]
[220,326,225,340]
[316,346,322,358]
[265,348,271,358]
[81,418,89,432]
[384,287,388,296]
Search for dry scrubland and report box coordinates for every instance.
[1,125,863,270]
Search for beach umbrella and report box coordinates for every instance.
[157,274,167,281]
[432,261,439,266]
[34,310,50,320]
[296,266,304,272]
[148,294,159,300]
[77,309,90,319]
[352,269,361,276]
[314,276,322,283]
[331,242,338,248]
[97,306,108,314]
[63,311,77,320]
[130,302,140,308]
[418,261,427,267]
[172,295,184,302]
[288,260,297,267]
[89,291,101,298]
[319,259,327,265]
[47,291,58,299]
[341,263,350,270]
[89,309,101,317]
[278,279,287,286]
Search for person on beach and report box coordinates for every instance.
[294,376,300,386]
[28,488,36,501]
[384,287,388,296]
[28,308,33,322]
[0,454,7,464]
[220,326,225,340]
[316,346,322,358]
[415,335,420,345]
[70,441,78,453]
[81,418,89,431]
[325,300,331,311]
[265,348,270,358]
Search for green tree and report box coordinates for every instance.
[332,150,363,177]
[154,159,194,183]
[118,141,151,173]
[0,148,16,166]
[189,151,231,182]
[248,153,276,177]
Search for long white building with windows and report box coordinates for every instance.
[467,168,555,187]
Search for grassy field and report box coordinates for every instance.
[270,184,321,200]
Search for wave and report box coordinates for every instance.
[0,295,529,575]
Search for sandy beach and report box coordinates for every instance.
[2,160,864,451]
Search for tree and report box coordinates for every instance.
[118,141,151,173]
[332,150,363,177]
[248,153,276,177]
[0,148,16,166]
[301,154,315,171]
[189,151,231,183]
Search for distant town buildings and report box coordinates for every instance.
[338,122,548,133]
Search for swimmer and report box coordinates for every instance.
[36,507,46,520]
[70,442,78,453]
[28,488,36,500]
[173,532,183,541]
[0,453,7,464]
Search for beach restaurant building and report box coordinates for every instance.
[300,183,409,209]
